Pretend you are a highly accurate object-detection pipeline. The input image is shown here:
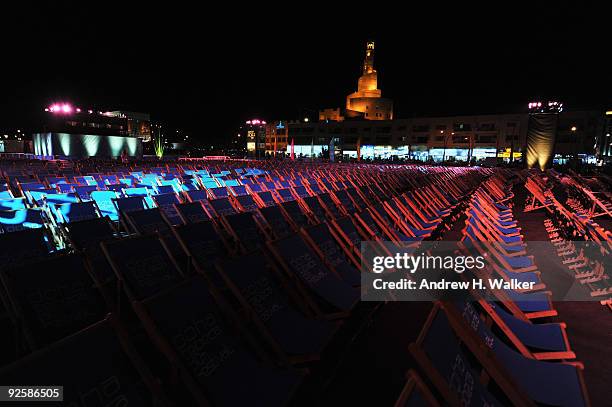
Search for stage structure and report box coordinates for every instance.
[33,132,142,159]
[526,101,562,170]
[31,103,149,159]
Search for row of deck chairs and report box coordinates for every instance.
[0,159,485,406]
[524,171,612,311]
[401,174,591,407]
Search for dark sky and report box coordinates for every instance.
[1,3,609,142]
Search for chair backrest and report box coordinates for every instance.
[318,193,342,218]
[281,200,308,227]
[113,196,148,215]
[229,185,248,196]
[334,189,356,214]
[0,228,51,270]
[74,185,99,201]
[102,235,183,300]
[412,305,504,406]
[0,208,46,233]
[153,193,183,226]
[139,276,301,407]
[0,317,163,405]
[277,188,295,202]
[209,198,237,217]
[175,201,210,223]
[185,189,208,202]
[125,208,171,235]
[259,206,293,239]
[302,196,327,222]
[224,213,263,253]
[235,194,258,212]
[90,191,119,221]
[256,191,276,207]
[1,254,106,348]
[270,234,358,312]
[174,221,226,270]
[0,197,27,211]
[55,201,99,223]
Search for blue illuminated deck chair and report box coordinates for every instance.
[101,235,184,302]
[123,186,155,208]
[222,212,266,254]
[409,303,518,406]
[74,185,99,201]
[0,190,14,200]
[280,200,309,229]
[105,183,127,194]
[268,233,359,316]
[0,208,46,233]
[302,223,361,286]
[0,254,107,350]
[113,197,150,229]
[0,316,169,406]
[158,178,182,193]
[155,184,175,195]
[209,197,237,217]
[0,197,27,211]
[53,201,99,224]
[90,191,120,221]
[259,205,294,239]
[450,301,590,407]
[222,178,241,188]
[152,192,183,226]
[199,176,219,190]
[216,251,338,363]
[24,189,59,206]
[18,182,47,195]
[132,276,304,406]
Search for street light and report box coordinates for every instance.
[571,126,578,162]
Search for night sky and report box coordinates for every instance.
[1,3,609,142]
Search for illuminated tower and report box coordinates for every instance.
[357,41,380,96]
[345,41,393,120]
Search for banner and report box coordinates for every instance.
[526,113,558,170]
